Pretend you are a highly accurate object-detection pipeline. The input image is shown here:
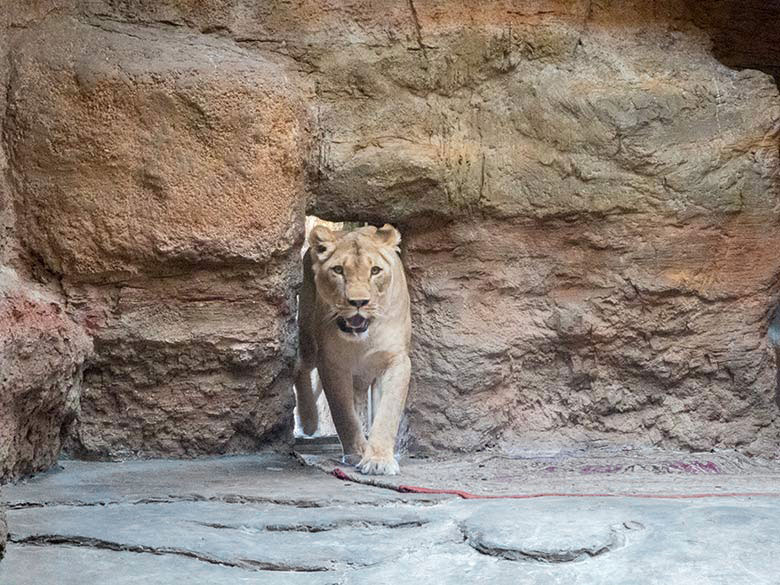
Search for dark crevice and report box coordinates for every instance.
[406,0,430,59]
[9,534,331,573]
[6,494,331,509]
[193,519,428,533]
[466,538,615,563]
[6,492,439,510]
[689,0,780,87]
[770,304,780,408]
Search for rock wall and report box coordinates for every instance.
[87,0,780,455]
[311,0,780,455]
[6,16,312,457]
[1,0,778,460]
[0,272,91,479]
[1,2,93,483]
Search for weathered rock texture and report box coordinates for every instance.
[81,0,780,455]
[0,271,91,479]
[3,454,780,584]
[2,0,779,458]
[6,16,312,456]
[305,0,780,454]
[1,2,93,483]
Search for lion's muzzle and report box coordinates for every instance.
[337,314,370,335]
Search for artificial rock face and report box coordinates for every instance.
[2,0,778,459]
[85,0,780,455]
[0,3,92,483]
[0,272,92,479]
[302,1,780,454]
[7,17,312,456]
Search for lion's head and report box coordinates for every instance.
[308,223,403,336]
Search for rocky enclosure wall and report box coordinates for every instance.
[1,2,92,486]
[8,16,311,457]
[0,0,778,471]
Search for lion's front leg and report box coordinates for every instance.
[319,362,368,465]
[358,355,411,476]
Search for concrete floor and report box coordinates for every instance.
[2,448,780,584]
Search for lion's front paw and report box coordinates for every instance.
[357,447,399,476]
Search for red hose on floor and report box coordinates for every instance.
[331,468,780,499]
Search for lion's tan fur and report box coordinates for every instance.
[295,224,411,475]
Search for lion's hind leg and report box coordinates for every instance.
[294,358,319,436]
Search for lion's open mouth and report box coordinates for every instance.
[337,314,369,335]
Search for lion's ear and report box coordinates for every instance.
[309,225,337,262]
[373,224,401,252]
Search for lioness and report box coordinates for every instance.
[295,223,411,475]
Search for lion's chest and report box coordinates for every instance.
[320,332,399,378]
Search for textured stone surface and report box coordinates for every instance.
[307,445,780,498]
[0,14,10,267]
[0,2,93,486]
[63,266,300,457]
[6,16,312,456]
[0,454,444,508]
[7,501,453,572]
[1,1,778,459]
[404,214,780,454]
[1,547,330,585]
[72,0,780,457]
[0,0,75,267]
[298,1,780,454]
[3,454,780,583]
[0,271,91,481]
[353,499,780,585]
[460,502,641,562]
[8,17,310,277]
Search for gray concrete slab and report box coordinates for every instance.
[2,545,339,585]
[7,501,454,571]
[2,452,780,584]
[1,453,445,507]
[304,445,780,497]
[345,498,780,585]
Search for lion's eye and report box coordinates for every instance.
[371,266,382,275]
[332,266,343,275]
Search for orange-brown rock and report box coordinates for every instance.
[7,17,312,456]
[1,3,92,485]
[405,215,779,453]
[9,17,309,278]
[0,272,91,480]
[3,0,779,458]
[82,0,780,454]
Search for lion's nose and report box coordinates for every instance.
[349,299,369,308]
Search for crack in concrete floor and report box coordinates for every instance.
[10,534,331,573]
